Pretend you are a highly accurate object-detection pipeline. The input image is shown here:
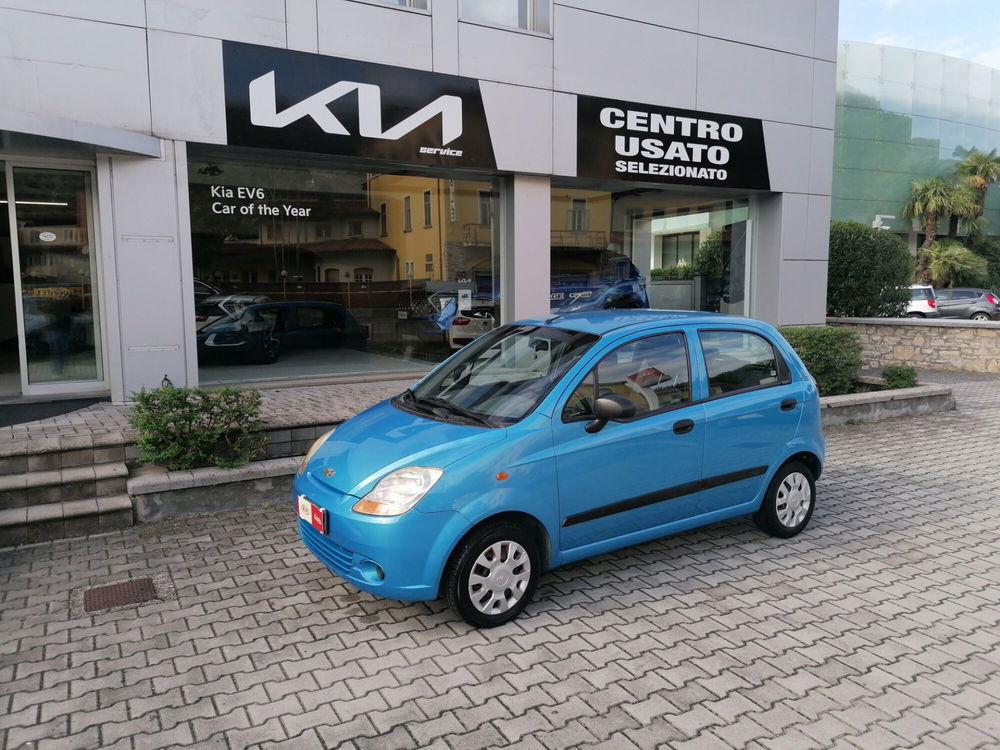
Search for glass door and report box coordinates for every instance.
[6,164,104,393]
[0,162,17,396]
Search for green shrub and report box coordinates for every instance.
[129,386,266,470]
[917,238,989,286]
[882,364,918,390]
[694,231,725,279]
[827,221,914,317]
[779,326,862,396]
[650,264,696,280]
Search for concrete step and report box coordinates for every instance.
[0,437,131,477]
[0,462,128,510]
[0,494,133,547]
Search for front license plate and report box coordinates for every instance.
[297,494,327,534]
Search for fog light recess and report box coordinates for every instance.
[359,560,385,582]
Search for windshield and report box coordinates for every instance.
[404,324,599,425]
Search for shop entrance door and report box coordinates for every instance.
[3,162,105,397]
[0,162,17,396]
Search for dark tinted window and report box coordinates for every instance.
[700,330,785,396]
[297,307,337,329]
[936,290,952,300]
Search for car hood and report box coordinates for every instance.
[302,399,507,498]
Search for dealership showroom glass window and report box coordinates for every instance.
[188,150,499,384]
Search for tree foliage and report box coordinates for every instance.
[916,239,989,287]
[827,221,914,317]
[902,177,979,249]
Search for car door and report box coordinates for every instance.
[935,289,963,318]
[287,305,340,349]
[696,328,807,516]
[552,331,706,552]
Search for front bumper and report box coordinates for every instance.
[294,473,466,601]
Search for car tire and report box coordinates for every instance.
[445,520,540,628]
[258,337,280,364]
[753,461,816,538]
[971,312,991,321]
[905,312,924,318]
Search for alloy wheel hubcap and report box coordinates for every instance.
[467,540,531,615]
[775,471,811,527]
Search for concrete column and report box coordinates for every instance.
[501,174,551,323]
[106,139,195,401]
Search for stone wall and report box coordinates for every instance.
[827,318,1000,372]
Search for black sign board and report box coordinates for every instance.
[223,41,496,169]
[577,95,770,190]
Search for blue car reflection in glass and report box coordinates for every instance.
[294,310,824,628]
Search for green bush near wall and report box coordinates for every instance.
[882,364,918,390]
[779,326,862,396]
[827,221,914,317]
[129,386,266,470]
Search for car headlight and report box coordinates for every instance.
[298,428,335,476]
[352,466,444,516]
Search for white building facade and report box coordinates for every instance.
[0,0,837,403]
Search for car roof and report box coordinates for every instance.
[518,309,765,335]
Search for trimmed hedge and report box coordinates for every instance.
[129,386,266,470]
[882,364,918,390]
[779,326,862,396]
[827,221,913,317]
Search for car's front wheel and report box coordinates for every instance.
[753,461,816,538]
[445,520,540,628]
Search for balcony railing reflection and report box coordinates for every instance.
[464,223,606,248]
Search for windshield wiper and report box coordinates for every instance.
[411,394,495,428]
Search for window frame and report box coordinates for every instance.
[378,202,388,236]
[347,0,430,13]
[403,195,412,232]
[423,189,433,228]
[459,0,551,34]
[560,331,694,425]
[698,328,792,402]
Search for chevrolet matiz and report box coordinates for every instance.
[295,310,824,627]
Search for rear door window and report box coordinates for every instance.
[699,330,789,397]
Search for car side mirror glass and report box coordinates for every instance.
[586,394,636,433]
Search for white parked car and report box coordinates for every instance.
[905,284,940,318]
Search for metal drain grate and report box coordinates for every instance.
[83,578,158,612]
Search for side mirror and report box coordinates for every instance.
[585,394,636,433]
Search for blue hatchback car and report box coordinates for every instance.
[295,310,824,627]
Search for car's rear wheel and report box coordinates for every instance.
[971,312,991,321]
[753,461,815,538]
[445,520,539,628]
[906,312,924,318]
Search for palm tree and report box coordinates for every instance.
[902,177,979,249]
[916,238,989,287]
[955,149,1000,242]
[956,148,1000,212]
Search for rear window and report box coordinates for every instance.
[910,288,933,301]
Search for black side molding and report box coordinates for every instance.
[563,465,768,527]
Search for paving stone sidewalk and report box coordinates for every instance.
[3,379,1000,749]
[0,380,410,447]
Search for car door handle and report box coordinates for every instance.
[673,419,695,435]
[780,398,797,411]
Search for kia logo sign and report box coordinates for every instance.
[248,73,464,146]
[224,42,495,168]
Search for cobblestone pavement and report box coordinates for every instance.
[0,380,409,445]
[3,380,1000,749]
